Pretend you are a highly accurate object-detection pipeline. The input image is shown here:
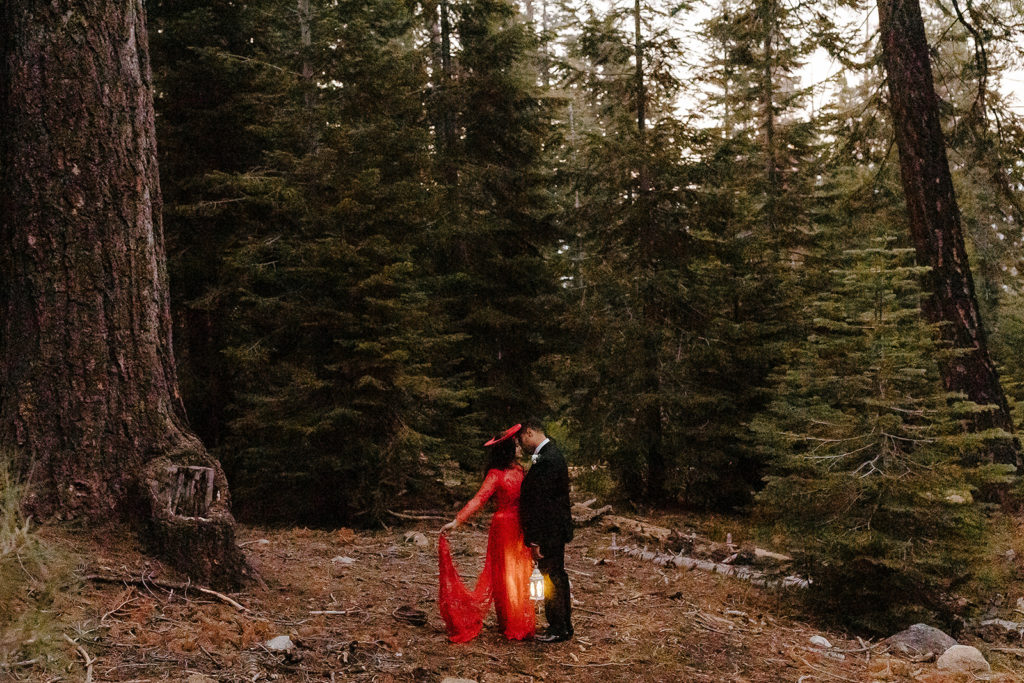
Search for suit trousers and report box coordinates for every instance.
[538,543,572,635]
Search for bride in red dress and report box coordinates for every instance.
[438,424,536,642]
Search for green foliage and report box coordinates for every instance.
[152,0,563,522]
[208,0,470,523]
[551,1,695,503]
[147,0,1024,594]
[424,0,566,436]
[753,236,1014,633]
[550,0,817,508]
[0,459,73,671]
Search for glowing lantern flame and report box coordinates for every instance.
[529,565,544,602]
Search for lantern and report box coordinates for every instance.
[529,564,545,602]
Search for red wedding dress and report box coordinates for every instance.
[438,465,536,642]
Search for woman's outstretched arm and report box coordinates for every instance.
[440,469,500,533]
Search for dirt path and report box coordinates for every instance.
[29,519,1024,682]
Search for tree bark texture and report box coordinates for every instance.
[0,0,247,586]
[876,0,1019,467]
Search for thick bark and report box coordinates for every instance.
[0,0,247,586]
[876,0,1019,467]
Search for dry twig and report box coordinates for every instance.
[83,574,251,613]
[63,634,94,683]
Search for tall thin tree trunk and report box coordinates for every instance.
[632,0,665,500]
[541,0,550,88]
[298,0,314,109]
[759,0,779,233]
[0,0,248,586]
[438,0,458,184]
[633,0,647,179]
[876,0,1019,467]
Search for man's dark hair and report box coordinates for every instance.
[521,417,545,433]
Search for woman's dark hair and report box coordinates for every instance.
[484,437,517,474]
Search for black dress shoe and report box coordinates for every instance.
[536,631,572,643]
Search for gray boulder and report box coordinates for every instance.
[884,623,957,659]
[936,644,990,674]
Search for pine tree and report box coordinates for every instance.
[1,0,245,586]
[150,0,272,447]
[876,0,1018,466]
[753,230,1013,632]
[216,0,472,522]
[673,0,822,508]
[423,0,565,437]
[552,1,699,502]
[153,0,471,522]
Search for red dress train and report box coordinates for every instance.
[438,465,536,642]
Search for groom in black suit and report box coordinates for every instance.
[517,418,573,643]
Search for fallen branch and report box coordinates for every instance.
[572,503,612,525]
[387,509,451,521]
[616,544,809,589]
[602,515,674,543]
[310,610,356,615]
[101,588,137,623]
[603,515,792,566]
[82,574,251,613]
[63,634,94,683]
[0,658,39,669]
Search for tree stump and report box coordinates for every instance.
[141,454,249,590]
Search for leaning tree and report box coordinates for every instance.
[876,0,1020,468]
[0,0,246,587]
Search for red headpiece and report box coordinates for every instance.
[483,423,522,447]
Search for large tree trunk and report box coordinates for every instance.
[0,0,247,587]
[876,0,1019,467]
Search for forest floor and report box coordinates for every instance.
[13,509,1024,683]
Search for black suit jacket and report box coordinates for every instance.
[519,439,573,548]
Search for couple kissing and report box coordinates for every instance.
[437,419,574,644]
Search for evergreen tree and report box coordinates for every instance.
[675,0,821,508]
[552,1,699,502]
[754,232,1012,632]
[218,0,470,522]
[150,0,272,447]
[876,0,1018,466]
[154,0,470,522]
[423,0,565,438]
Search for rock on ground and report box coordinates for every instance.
[264,635,296,652]
[885,623,957,658]
[935,644,990,674]
[404,531,429,547]
[976,618,1024,643]
[186,675,217,683]
[809,635,832,649]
